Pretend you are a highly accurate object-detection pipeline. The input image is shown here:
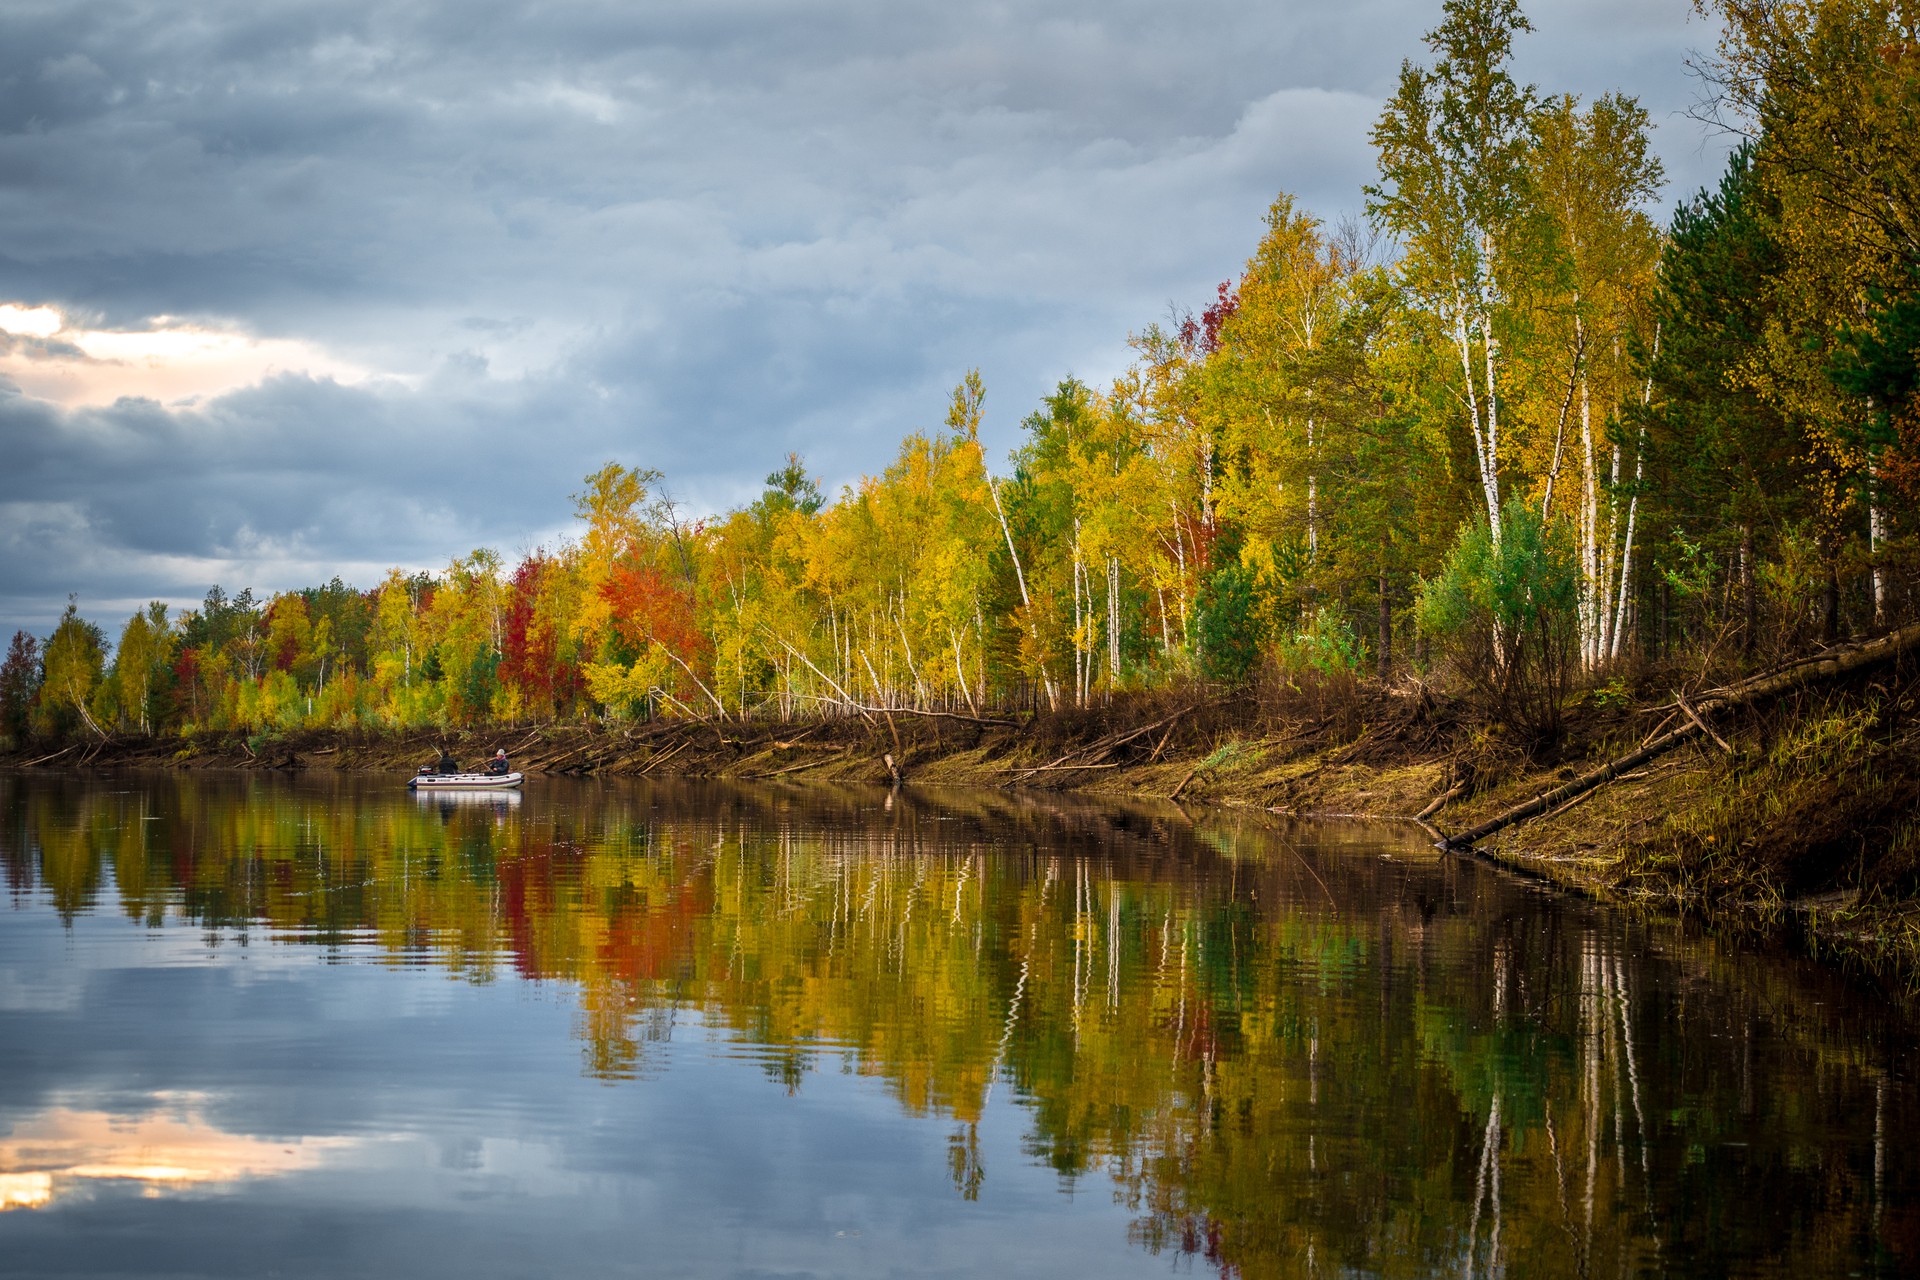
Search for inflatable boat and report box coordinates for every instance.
[407,769,524,790]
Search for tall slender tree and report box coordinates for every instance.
[1369,0,1538,542]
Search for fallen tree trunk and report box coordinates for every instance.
[1439,623,1920,851]
[1007,699,1214,784]
[18,743,78,768]
[853,705,1017,727]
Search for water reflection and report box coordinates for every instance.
[0,1097,360,1210]
[412,788,522,813]
[0,771,1913,1277]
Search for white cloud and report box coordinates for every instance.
[0,304,63,339]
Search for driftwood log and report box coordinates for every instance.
[1004,699,1218,785]
[1437,623,1920,851]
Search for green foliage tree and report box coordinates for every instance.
[757,452,826,517]
[1195,563,1264,685]
[1703,0,1920,631]
[1643,143,1809,652]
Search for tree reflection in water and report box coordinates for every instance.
[0,771,1912,1277]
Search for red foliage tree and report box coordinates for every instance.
[601,562,707,669]
[171,647,204,723]
[498,554,581,716]
[1178,281,1240,356]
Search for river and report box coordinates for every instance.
[0,771,1911,1277]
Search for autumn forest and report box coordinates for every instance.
[5,0,1916,749]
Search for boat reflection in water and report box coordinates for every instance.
[412,786,523,816]
[0,771,1912,1279]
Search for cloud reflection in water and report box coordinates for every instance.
[0,1094,361,1210]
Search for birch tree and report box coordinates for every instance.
[1369,0,1538,543]
[112,603,173,734]
[1528,93,1663,666]
[40,600,107,738]
[1210,197,1353,574]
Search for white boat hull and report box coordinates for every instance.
[407,771,524,790]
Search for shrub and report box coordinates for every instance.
[1280,604,1363,676]
[1419,501,1579,748]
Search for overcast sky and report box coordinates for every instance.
[0,0,1731,639]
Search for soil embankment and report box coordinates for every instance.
[8,648,1920,975]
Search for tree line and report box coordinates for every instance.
[3,0,1914,749]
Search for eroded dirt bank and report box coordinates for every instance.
[8,657,1919,976]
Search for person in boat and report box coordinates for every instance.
[437,749,459,774]
[485,749,510,776]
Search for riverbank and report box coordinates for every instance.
[7,653,1918,979]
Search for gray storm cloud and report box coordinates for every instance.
[0,0,1724,636]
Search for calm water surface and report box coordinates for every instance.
[0,771,1913,1278]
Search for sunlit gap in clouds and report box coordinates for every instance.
[0,303,371,408]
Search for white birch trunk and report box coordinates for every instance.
[1454,309,1501,541]
[1482,306,1504,541]
[1199,430,1215,536]
[1603,437,1623,661]
[989,474,1057,709]
[1609,432,1644,663]
[1578,346,1600,670]
[950,629,978,715]
[1306,415,1318,560]
[1540,337,1581,523]
[1168,502,1191,646]
[894,596,925,708]
[1477,245,1506,544]
[1605,328,1659,663]
[1072,519,1086,706]
[1870,451,1887,629]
